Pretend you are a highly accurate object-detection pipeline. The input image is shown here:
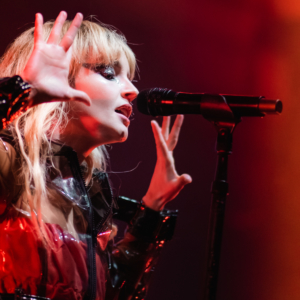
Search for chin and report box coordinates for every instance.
[109,129,128,144]
[119,130,128,142]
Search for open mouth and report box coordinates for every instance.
[115,104,132,119]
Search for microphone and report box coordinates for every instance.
[136,88,283,117]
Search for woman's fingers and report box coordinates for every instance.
[152,116,184,157]
[151,120,170,158]
[161,116,170,141]
[167,115,184,151]
[34,13,43,45]
[45,11,83,51]
[60,13,83,51]
[47,11,67,45]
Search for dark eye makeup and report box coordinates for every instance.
[83,63,117,81]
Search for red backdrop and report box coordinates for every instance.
[1,0,300,299]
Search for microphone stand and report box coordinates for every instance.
[200,95,241,300]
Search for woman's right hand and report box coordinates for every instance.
[21,11,91,107]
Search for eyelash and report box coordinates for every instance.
[83,63,117,81]
[94,65,117,81]
[83,63,136,83]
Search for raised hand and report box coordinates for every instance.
[142,115,192,211]
[21,11,91,107]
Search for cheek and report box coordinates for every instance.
[78,84,118,113]
[76,74,116,100]
[75,72,120,123]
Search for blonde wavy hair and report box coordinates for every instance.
[0,19,136,228]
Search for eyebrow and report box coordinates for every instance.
[114,60,131,80]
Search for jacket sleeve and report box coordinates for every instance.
[105,196,178,300]
[0,76,31,130]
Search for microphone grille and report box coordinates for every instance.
[136,89,151,115]
[136,88,175,115]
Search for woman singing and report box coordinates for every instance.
[0,11,191,300]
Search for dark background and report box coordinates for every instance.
[1,0,300,299]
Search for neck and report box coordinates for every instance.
[52,121,99,164]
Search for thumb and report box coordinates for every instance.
[178,173,192,187]
[70,88,92,106]
[170,174,192,200]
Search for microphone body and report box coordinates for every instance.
[136,88,282,117]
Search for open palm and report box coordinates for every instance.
[143,115,192,211]
[21,11,91,106]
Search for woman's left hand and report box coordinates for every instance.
[142,115,192,211]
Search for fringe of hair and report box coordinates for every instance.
[0,18,136,244]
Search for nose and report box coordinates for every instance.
[121,79,139,102]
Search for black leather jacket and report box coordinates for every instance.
[0,77,178,300]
